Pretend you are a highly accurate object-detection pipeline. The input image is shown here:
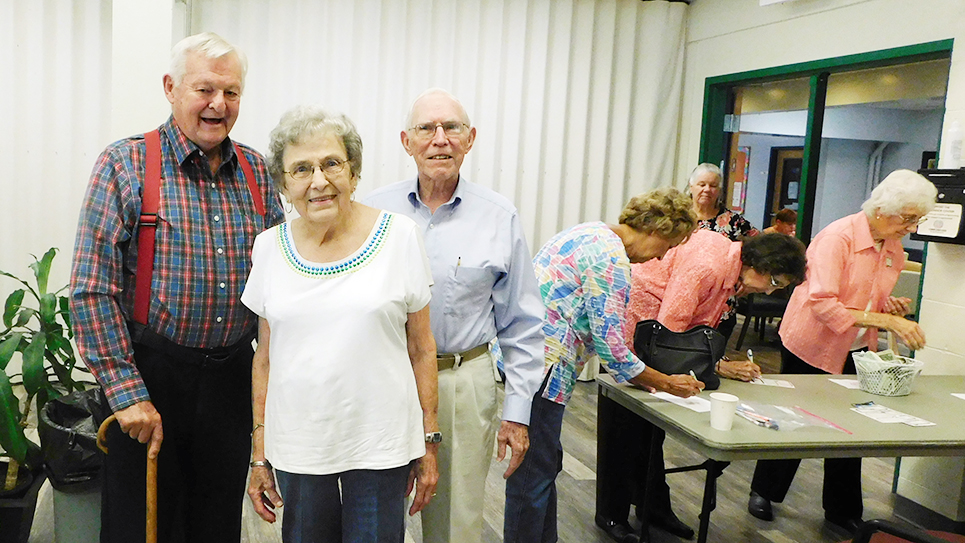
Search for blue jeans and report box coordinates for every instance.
[275,464,410,543]
[504,382,566,543]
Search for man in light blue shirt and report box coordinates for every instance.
[363,88,545,543]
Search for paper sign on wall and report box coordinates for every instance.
[732,183,744,207]
[917,203,963,238]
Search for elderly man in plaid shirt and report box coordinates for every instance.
[70,33,283,543]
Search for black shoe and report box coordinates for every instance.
[747,491,773,521]
[595,514,642,543]
[649,509,694,540]
[825,514,863,535]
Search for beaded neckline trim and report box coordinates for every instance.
[277,212,392,278]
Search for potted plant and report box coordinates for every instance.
[1,248,87,543]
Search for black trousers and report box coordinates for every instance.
[596,400,673,523]
[100,334,253,543]
[749,345,863,519]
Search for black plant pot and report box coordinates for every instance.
[0,462,47,543]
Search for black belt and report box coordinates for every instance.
[436,344,490,371]
[128,322,255,367]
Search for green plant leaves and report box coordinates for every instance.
[21,332,47,396]
[1,247,79,469]
[29,248,57,296]
[0,371,28,464]
[0,334,22,372]
[3,289,24,329]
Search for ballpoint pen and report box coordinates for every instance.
[747,349,765,384]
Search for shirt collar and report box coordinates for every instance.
[159,115,237,170]
[852,211,877,253]
[405,175,465,210]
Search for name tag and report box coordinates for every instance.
[886,257,893,267]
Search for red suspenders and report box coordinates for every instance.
[132,129,266,325]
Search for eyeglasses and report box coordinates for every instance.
[407,122,469,139]
[898,214,928,226]
[769,275,788,289]
[284,158,349,181]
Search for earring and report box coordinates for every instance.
[284,199,293,213]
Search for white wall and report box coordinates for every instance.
[813,138,876,232]
[682,0,965,521]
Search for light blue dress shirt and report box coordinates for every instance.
[363,176,545,424]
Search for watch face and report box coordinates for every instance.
[426,432,443,443]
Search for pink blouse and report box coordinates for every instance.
[779,212,905,374]
[626,230,743,350]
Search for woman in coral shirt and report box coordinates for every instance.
[747,169,936,536]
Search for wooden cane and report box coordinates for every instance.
[97,414,158,543]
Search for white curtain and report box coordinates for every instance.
[0,0,112,283]
[191,0,688,250]
[0,0,686,283]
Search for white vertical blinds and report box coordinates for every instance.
[0,0,112,281]
[191,0,688,249]
[1,0,686,281]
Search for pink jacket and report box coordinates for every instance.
[626,230,742,350]
[779,212,904,374]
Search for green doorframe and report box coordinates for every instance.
[697,39,954,243]
[799,73,828,242]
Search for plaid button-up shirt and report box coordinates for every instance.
[70,116,284,411]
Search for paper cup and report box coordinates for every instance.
[709,392,739,431]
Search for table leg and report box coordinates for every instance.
[695,459,727,543]
[595,393,617,519]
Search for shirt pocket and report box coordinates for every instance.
[444,266,496,320]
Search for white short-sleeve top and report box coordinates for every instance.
[242,211,433,475]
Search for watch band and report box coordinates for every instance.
[425,431,443,444]
[250,459,272,469]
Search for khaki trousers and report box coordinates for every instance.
[421,351,499,543]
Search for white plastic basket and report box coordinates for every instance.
[853,351,924,397]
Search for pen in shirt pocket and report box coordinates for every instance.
[456,256,461,276]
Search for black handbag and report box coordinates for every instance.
[632,319,725,390]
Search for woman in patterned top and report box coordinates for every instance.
[242,106,439,543]
[596,231,807,543]
[504,188,703,543]
[689,162,760,240]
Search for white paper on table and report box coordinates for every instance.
[651,391,711,413]
[750,378,795,388]
[851,404,936,427]
[830,378,861,389]
[952,393,965,401]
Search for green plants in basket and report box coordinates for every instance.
[1,248,88,473]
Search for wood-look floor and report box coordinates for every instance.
[28,316,908,542]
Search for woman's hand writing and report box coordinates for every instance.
[630,366,704,397]
[716,359,761,382]
[662,373,705,398]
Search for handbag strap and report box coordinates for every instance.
[647,321,662,367]
[702,327,724,365]
[133,131,265,325]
